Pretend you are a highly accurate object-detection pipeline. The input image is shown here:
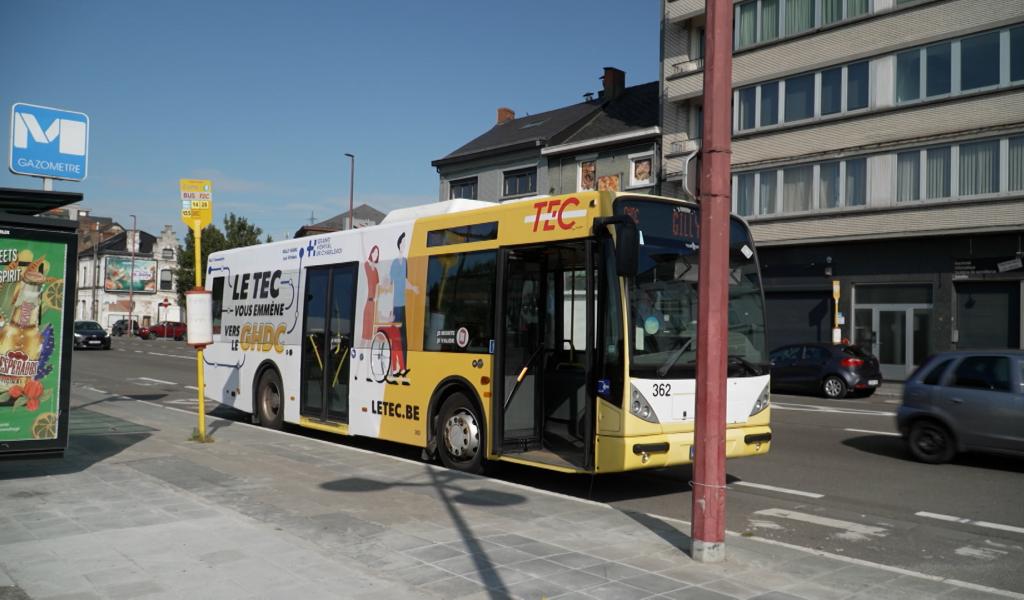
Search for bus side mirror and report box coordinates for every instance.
[594,216,639,278]
[615,222,639,277]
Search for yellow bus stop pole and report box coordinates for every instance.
[193,220,207,442]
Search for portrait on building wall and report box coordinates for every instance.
[579,160,596,191]
[632,157,652,186]
[598,174,620,192]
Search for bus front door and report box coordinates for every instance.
[495,242,594,470]
[301,263,358,423]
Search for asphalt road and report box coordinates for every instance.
[71,336,1024,594]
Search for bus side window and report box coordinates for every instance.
[211,276,225,335]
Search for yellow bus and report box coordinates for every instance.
[203,191,771,474]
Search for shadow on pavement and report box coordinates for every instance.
[842,434,1024,473]
[0,406,152,480]
[321,465,525,599]
[621,509,692,553]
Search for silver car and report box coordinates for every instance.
[898,350,1024,463]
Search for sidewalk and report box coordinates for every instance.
[0,389,1012,600]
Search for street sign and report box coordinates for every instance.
[180,179,213,228]
[9,103,89,181]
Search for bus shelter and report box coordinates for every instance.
[0,187,79,458]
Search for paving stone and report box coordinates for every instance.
[582,579,652,600]
[504,575,572,600]
[546,551,607,570]
[582,561,649,581]
[418,575,489,599]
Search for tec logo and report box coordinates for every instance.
[529,197,584,232]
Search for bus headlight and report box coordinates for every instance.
[630,385,659,424]
[749,384,770,416]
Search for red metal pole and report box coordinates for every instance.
[691,0,733,563]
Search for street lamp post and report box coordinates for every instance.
[127,215,137,337]
[344,153,355,230]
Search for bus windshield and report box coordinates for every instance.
[617,198,768,379]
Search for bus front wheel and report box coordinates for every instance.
[437,393,484,474]
[257,369,285,430]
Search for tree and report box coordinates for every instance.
[175,213,263,305]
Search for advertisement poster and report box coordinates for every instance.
[0,238,67,442]
[105,256,157,293]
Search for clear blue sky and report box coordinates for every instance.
[1,1,659,242]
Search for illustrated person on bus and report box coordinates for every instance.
[388,233,417,384]
[361,245,380,344]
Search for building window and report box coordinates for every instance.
[784,74,814,122]
[960,31,1000,91]
[896,50,920,102]
[736,173,755,216]
[758,170,777,214]
[578,160,596,191]
[738,87,757,130]
[820,67,843,115]
[503,168,536,197]
[847,62,869,110]
[424,251,496,353]
[785,0,814,36]
[159,269,173,291]
[925,42,951,97]
[896,151,921,202]
[926,146,951,199]
[819,162,841,208]
[959,140,1000,196]
[734,0,870,50]
[629,154,654,188]
[1010,136,1024,192]
[162,248,174,260]
[737,60,868,134]
[845,158,867,206]
[760,81,779,126]
[1012,26,1024,83]
[760,0,779,42]
[449,177,478,200]
[782,165,813,212]
[897,26,1022,106]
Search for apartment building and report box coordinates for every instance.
[433,69,660,203]
[662,0,1024,378]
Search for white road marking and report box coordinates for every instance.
[916,511,1024,535]
[844,428,901,437]
[773,402,895,416]
[185,386,199,391]
[733,481,824,498]
[755,508,888,540]
[135,377,177,386]
[956,545,1008,560]
[134,350,143,353]
[748,519,785,530]
[147,352,194,360]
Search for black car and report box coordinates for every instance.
[74,321,111,350]
[111,319,139,337]
[770,343,881,399]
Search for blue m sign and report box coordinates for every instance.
[9,103,89,181]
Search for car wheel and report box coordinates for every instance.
[822,375,848,399]
[437,392,485,474]
[147,332,157,340]
[256,369,285,430]
[908,420,956,464]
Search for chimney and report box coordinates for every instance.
[497,107,515,125]
[601,67,625,101]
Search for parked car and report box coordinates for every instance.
[769,342,882,399]
[898,350,1024,464]
[73,321,111,350]
[139,321,187,340]
[111,319,139,337]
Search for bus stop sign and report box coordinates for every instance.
[180,179,213,228]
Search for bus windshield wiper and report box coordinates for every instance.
[657,337,694,378]
[729,354,765,376]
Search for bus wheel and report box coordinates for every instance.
[437,393,484,474]
[257,370,285,429]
